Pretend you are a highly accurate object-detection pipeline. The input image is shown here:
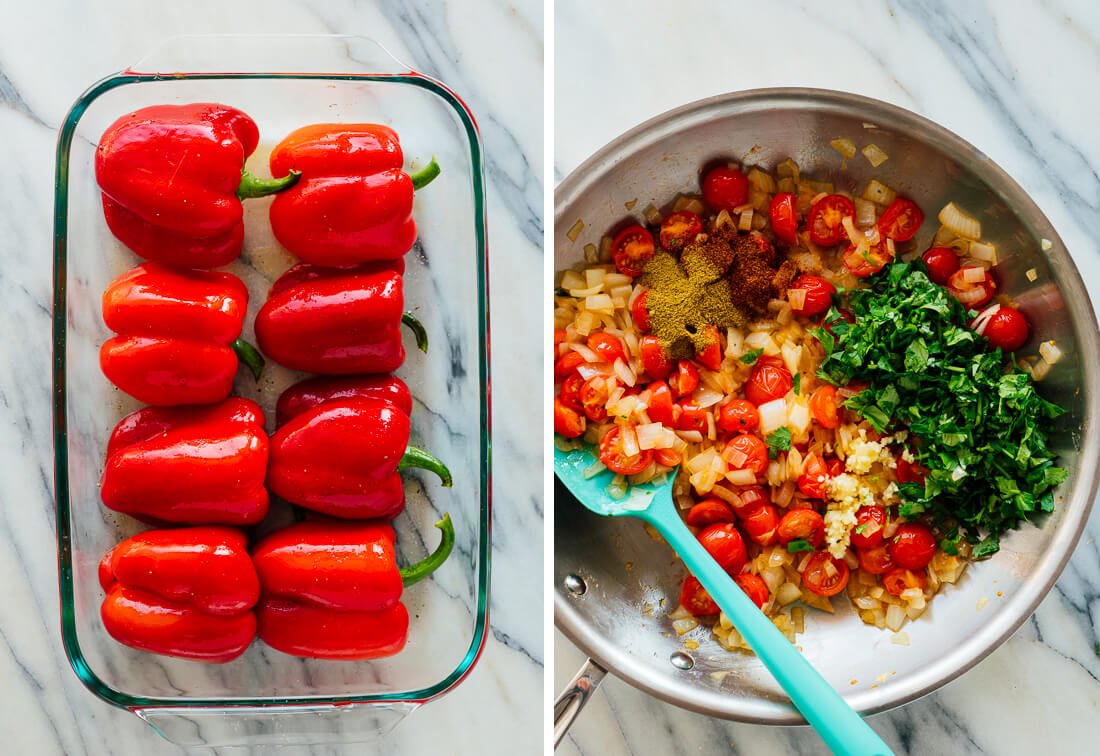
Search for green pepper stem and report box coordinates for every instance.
[399,513,455,587]
[410,157,440,190]
[232,338,265,381]
[237,168,301,200]
[398,446,453,487]
[402,313,429,353]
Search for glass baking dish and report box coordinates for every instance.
[52,35,490,747]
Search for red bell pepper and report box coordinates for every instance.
[95,103,299,268]
[275,374,413,427]
[253,514,454,660]
[100,263,264,406]
[101,398,269,525]
[268,123,439,267]
[255,261,428,375]
[99,527,259,663]
[267,397,451,519]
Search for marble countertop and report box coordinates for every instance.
[555,1,1100,754]
[2,1,542,754]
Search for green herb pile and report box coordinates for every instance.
[813,262,1067,558]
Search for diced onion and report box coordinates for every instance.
[725,328,744,357]
[938,202,982,240]
[830,138,857,159]
[620,425,640,457]
[585,294,615,314]
[692,386,725,409]
[758,399,788,434]
[842,215,863,246]
[673,618,700,635]
[726,469,757,486]
[854,197,877,227]
[862,143,889,167]
[776,582,802,606]
[613,358,637,388]
[1030,359,1052,381]
[776,480,796,507]
[568,285,604,298]
[862,179,896,206]
[885,604,906,632]
[1026,267,1039,282]
[963,266,988,284]
[710,484,743,508]
[567,342,600,362]
[567,219,584,242]
[576,363,609,381]
[560,270,586,290]
[787,288,807,311]
[788,400,811,434]
[583,459,607,479]
[672,195,706,215]
[677,430,704,443]
[971,305,1001,336]
[970,240,997,264]
[738,209,754,231]
[1039,340,1062,365]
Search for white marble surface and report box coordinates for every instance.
[2,1,542,754]
[555,1,1100,754]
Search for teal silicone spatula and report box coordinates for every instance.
[555,444,894,756]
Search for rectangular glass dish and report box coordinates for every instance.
[52,35,490,746]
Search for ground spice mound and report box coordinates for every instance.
[641,226,797,358]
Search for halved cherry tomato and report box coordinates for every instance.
[639,335,672,379]
[921,246,959,285]
[554,351,586,379]
[721,433,769,475]
[947,267,996,309]
[631,289,651,332]
[598,426,653,475]
[644,380,677,426]
[579,377,610,422]
[717,399,760,433]
[670,360,700,398]
[857,543,895,575]
[741,503,779,546]
[676,401,707,432]
[554,329,566,351]
[808,194,856,246]
[611,224,656,277]
[788,274,836,318]
[801,552,850,597]
[587,332,626,365]
[680,576,718,616]
[980,306,1029,351]
[769,192,799,246]
[809,385,840,429]
[889,522,937,570]
[554,398,585,438]
[797,453,831,499]
[686,498,735,527]
[842,242,892,278]
[655,448,683,467]
[695,325,723,371]
[882,567,927,598]
[559,372,584,411]
[735,573,770,610]
[895,456,927,485]
[698,523,748,574]
[745,355,792,406]
[777,509,826,548]
[850,506,886,550]
[825,457,845,478]
[701,166,748,212]
[659,210,703,251]
[732,485,769,516]
[877,197,924,242]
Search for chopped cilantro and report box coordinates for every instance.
[766,427,792,459]
[787,539,815,554]
[792,372,802,395]
[740,348,764,365]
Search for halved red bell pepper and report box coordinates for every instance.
[95,103,299,269]
[268,123,439,267]
[275,374,412,427]
[253,514,453,660]
[101,398,269,525]
[99,527,259,663]
[100,263,264,406]
[267,397,450,519]
[255,261,428,375]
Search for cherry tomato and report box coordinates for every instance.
[655,448,683,467]
[882,567,927,598]
[857,543,895,575]
[801,552,850,597]
[768,192,799,246]
[788,274,836,318]
[680,576,718,616]
[745,355,793,406]
[921,246,959,285]
[980,306,1029,351]
[701,166,749,212]
[809,385,840,429]
[554,398,585,438]
[735,573,770,610]
[825,457,846,478]
[889,523,937,570]
[587,332,626,365]
[695,325,723,371]
[554,329,566,351]
[611,224,656,277]
[659,210,703,251]
[797,453,831,499]
[644,380,677,426]
[947,267,996,309]
[631,290,651,332]
[698,523,748,574]
[686,498,735,527]
[676,401,708,432]
[877,197,924,242]
[718,399,760,433]
[554,351,585,379]
[721,433,769,475]
[850,506,886,550]
[597,426,653,475]
[895,456,927,485]
[808,194,856,246]
[579,377,610,422]
[842,242,892,278]
[670,360,700,398]
[559,372,584,411]
[741,503,779,546]
[777,509,826,548]
[639,335,672,380]
[733,485,769,516]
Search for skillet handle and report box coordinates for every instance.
[553,657,608,748]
